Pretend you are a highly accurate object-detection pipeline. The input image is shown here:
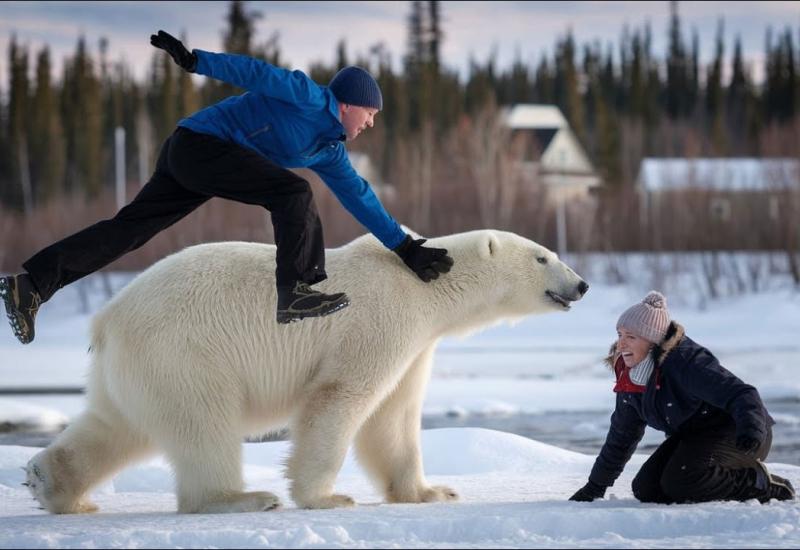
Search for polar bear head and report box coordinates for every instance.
[426,230,588,328]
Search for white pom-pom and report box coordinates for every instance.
[642,290,666,309]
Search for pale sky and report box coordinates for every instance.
[1,1,799,92]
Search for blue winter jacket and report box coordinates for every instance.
[589,321,773,488]
[177,50,406,250]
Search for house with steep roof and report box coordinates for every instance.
[501,104,602,254]
[502,104,602,201]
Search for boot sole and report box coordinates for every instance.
[276,297,350,324]
[755,460,796,502]
[769,475,796,501]
[0,277,34,344]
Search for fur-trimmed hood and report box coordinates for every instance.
[604,321,686,369]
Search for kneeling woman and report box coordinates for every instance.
[570,291,794,504]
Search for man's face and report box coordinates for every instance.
[340,104,378,141]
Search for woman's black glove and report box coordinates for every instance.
[735,434,762,455]
[150,30,197,72]
[393,235,454,282]
[569,480,607,502]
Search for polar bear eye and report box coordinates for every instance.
[537,257,548,265]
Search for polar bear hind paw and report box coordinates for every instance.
[301,493,355,509]
[24,453,50,507]
[195,491,282,514]
[24,451,98,514]
[421,485,459,502]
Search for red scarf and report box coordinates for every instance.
[613,355,647,393]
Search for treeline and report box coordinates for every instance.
[0,2,799,241]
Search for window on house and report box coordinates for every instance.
[709,197,731,221]
[769,195,780,221]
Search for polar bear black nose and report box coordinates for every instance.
[578,281,589,296]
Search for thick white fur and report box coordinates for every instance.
[27,229,586,514]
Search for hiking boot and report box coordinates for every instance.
[276,281,349,324]
[754,461,796,503]
[0,273,42,344]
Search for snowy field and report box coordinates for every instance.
[1,429,799,548]
[0,258,799,548]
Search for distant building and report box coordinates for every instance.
[502,104,602,202]
[636,157,800,225]
[502,104,602,255]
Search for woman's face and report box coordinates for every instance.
[617,327,653,367]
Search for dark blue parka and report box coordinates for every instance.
[589,321,773,488]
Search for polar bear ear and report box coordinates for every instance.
[480,232,501,259]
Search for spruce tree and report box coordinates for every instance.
[62,37,103,198]
[666,1,689,118]
[726,35,751,153]
[689,29,700,117]
[533,55,555,104]
[629,31,645,120]
[706,19,726,153]
[642,22,661,134]
[203,0,267,106]
[4,35,30,211]
[555,32,586,145]
[223,0,259,55]
[405,0,427,131]
[782,30,796,119]
[764,27,779,122]
[31,46,66,202]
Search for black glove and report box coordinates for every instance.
[735,434,761,455]
[393,235,454,282]
[150,30,197,72]
[569,480,607,502]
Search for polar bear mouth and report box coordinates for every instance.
[546,290,572,310]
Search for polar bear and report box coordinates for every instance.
[25,229,588,514]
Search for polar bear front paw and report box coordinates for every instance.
[300,493,355,509]
[420,485,459,503]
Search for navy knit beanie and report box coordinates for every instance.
[329,66,383,110]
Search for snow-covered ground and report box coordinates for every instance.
[0,266,799,548]
[1,428,798,548]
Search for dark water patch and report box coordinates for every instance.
[421,399,800,466]
[0,430,63,447]
[1,401,797,466]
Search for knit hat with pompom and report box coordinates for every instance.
[616,291,671,343]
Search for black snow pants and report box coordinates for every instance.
[23,126,327,302]
[631,420,773,504]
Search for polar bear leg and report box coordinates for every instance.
[27,410,152,514]
[287,382,383,509]
[165,425,279,513]
[354,343,459,503]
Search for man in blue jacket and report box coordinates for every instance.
[1,31,453,343]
